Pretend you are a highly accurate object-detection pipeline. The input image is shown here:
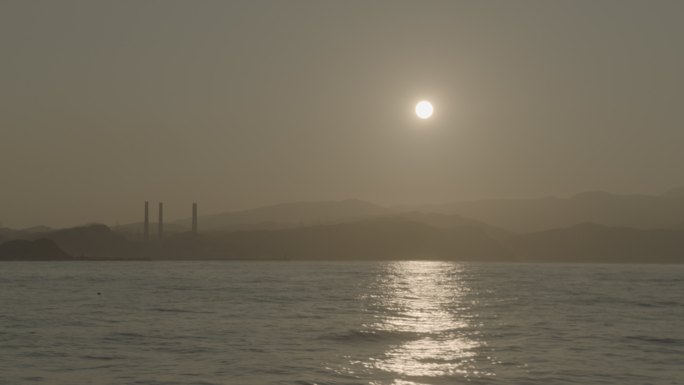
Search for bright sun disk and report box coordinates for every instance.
[415,101,433,119]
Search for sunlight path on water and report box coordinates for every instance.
[345,261,498,383]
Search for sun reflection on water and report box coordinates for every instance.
[353,261,495,383]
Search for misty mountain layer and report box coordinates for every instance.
[2,194,683,263]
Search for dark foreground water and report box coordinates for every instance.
[0,261,682,385]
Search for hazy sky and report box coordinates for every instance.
[2,0,683,228]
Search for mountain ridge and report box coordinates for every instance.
[396,190,684,232]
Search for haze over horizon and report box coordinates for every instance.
[2,0,684,228]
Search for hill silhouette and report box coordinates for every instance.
[0,239,72,261]
[513,223,684,263]
[1,219,683,262]
[2,193,684,263]
[175,199,392,231]
[141,218,684,263]
[154,216,511,261]
[0,227,28,241]
[394,212,514,242]
[116,199,391,237]
[37,224,132,259]
[400,190,684,232]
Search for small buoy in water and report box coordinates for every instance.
[97,292,101,295]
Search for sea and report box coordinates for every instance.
[0,261,682,385]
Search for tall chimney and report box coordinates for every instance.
[192,202,198,234]
[143,201,149,241]
[158,202,164,239]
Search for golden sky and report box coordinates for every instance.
[1,0,683,227]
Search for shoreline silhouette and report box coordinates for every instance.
[2,192,683,263]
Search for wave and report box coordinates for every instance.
[151,308,214,314]
[319,328,413,343]
[624,335,682,345]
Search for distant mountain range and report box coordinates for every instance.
[116,199,391,235]
[1,214,681,264]
[1,190,683,263]
[0,225,53,242]
[513,223,684,263]
[155,215,512,261]
[397,189,684,232]
[114,190,684,235]
[176,198,391,231]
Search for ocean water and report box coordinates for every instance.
[0,261,682,385]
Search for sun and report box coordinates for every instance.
[415,101,433,119]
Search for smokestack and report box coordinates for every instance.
[143,201,149,241]
[192,202,198,234]
[158,202,164,239]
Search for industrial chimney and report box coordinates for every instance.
[158,202,164,239]
[192,202,198,234]
[143,201,149,241]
